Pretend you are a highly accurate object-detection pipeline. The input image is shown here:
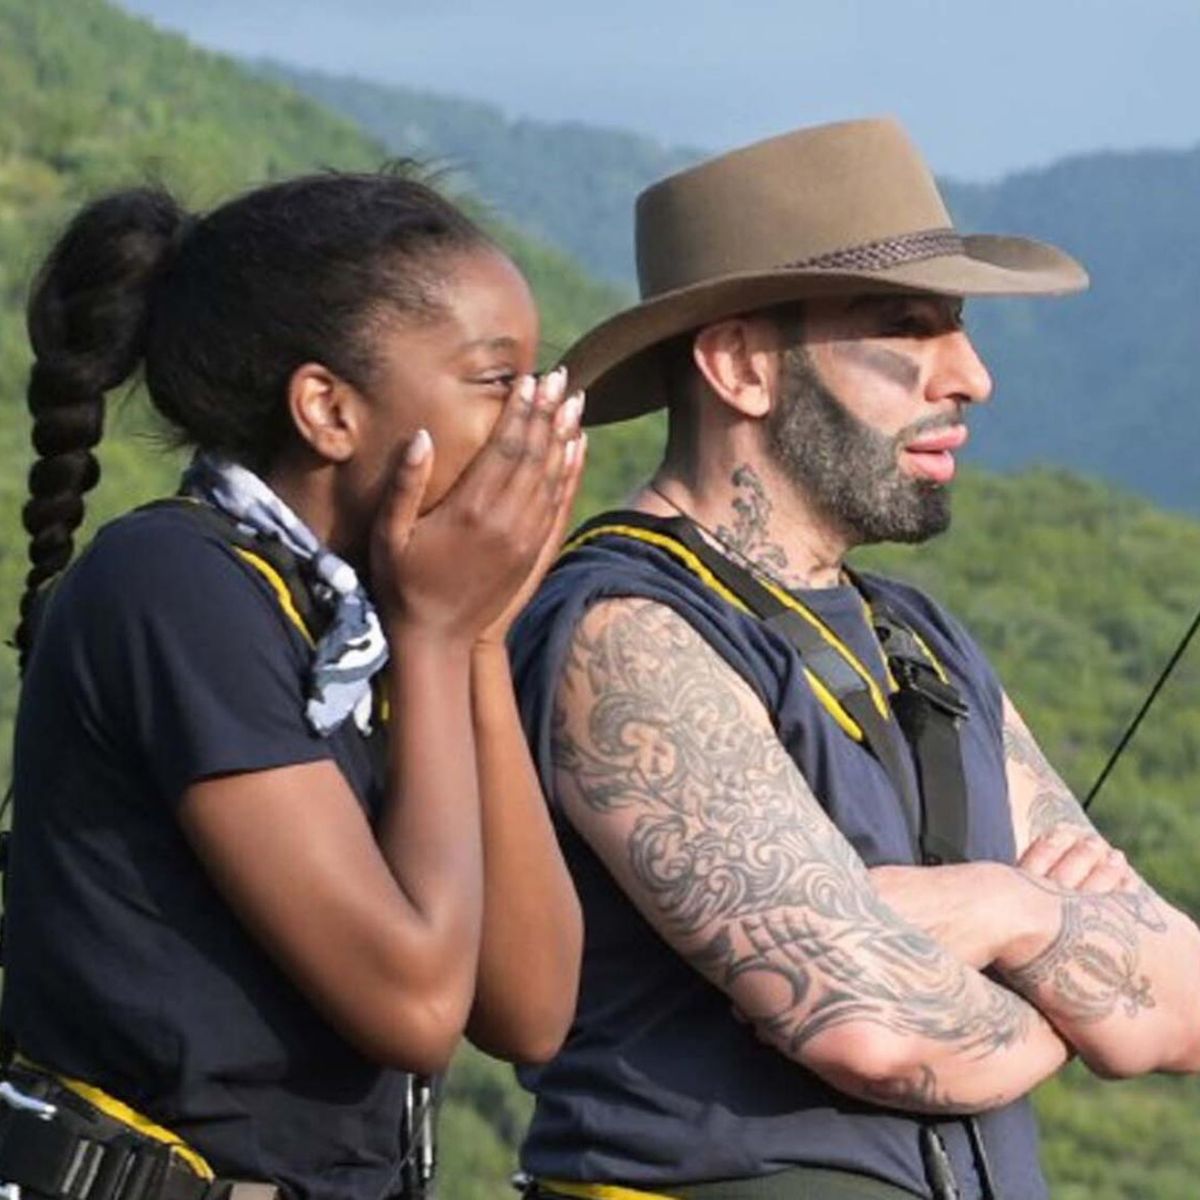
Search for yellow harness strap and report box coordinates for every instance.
[234,548,315,646]
[562,524,752,616]
[238,547,395,727]
[15,1056,215,1181]
[560,523,952,745]
[167,499,314,648]
[541,1180,678,1200]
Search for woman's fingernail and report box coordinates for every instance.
[518,374,537,405]
[405,428,432,465]
[555,390,584,434]
[566,431,587,467]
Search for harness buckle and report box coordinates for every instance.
[893,659,970,721]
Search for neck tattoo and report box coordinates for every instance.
[648,477,838,595]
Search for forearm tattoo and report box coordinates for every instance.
[861,1064,998,1112]
[1002,712,1093,840]
[1006,877,1166,1022]
[1002,706,1170,1022]
[552,600,1037,1106]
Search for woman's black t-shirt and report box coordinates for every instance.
[3,504,406,1200]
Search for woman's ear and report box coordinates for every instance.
[287,363,362,462]
[691,316,780,420]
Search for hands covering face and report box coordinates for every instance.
[369,368,586,645]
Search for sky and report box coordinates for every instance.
[116,0,1200,183]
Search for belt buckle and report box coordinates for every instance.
[0,1080,57,1121]
[0,1079,59,1200]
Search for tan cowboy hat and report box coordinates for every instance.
[564,116,1088,426]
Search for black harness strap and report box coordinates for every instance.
[0,1072,267,1200]
[665,519,926,857]
[863,592,971,867]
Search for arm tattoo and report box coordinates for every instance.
[553,600,1036,1106]
[1006,877,1165,1022]
[861,1064,998,1112]
[1003,709,1094,840]
[1002,703,1169,1019]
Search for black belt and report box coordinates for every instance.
[522,1166,924,1199]
[0,1069,277,1200]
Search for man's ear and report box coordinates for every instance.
[286,362,362,463]
[691,317,780,419]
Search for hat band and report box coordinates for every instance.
[782,227,963,272]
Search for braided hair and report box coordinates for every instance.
[15,170,490,669]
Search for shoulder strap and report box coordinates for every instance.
[853,578,972,866]
[563,512,923,856]
[565,510,892,735]
[564,511,975,865]
[140,498,328,644]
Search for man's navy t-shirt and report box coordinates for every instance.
[510,525,1047,1200]
[3,505,407,1200]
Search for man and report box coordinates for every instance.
[509,118,1200,1200]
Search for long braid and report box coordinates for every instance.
[15,188,189,670]
[13,168,491,669]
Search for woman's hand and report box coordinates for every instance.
[476,390,587,646]
[370,368,585,643]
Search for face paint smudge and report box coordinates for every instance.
[833,340,920,391]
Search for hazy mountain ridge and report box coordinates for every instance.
[255,59,699,287]
[258,59,1200,516]
[945,145,1200,511]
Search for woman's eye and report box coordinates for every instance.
[477,372,517,390]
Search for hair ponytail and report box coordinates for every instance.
[15,187,189,669]
[15,168,492,668]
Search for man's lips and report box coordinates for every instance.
[906,425,969,454]
[901,424,968,484]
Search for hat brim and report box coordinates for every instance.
[564,234,1088,426]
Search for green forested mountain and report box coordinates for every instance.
[4,5,1200,1198]
[256,60,1200,519]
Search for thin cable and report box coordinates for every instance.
[1084,600,1200,811]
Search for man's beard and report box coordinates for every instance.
[764,347,954,546]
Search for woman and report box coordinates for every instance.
[2,170,585,1200]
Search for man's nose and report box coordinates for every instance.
[931,330,993,406]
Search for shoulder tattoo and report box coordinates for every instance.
[552,600,1037,1096]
